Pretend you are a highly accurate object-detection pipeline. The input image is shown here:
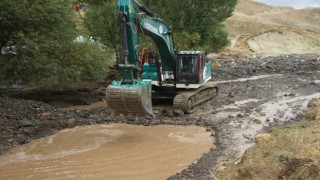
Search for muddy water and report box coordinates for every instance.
[0,124,213,180]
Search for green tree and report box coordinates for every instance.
[143,0,237,51]
[0,0,112,85]
[83,0,237,53]
[82,0,121,64]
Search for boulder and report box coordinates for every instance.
[18,119,34,128]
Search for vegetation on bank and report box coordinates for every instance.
[0,0,237,86]
[0,0,112,86]
[216,99,320,179]
[84,0,237,52]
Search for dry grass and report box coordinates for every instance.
[217,122,320,179]
[216,100,320,179]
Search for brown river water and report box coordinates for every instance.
[0,124,213,180]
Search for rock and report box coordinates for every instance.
[18,119,34,128]
[173,109,184,116]
[17,134,28,144]
[228,92,235,98]
[67,118,78,128]
[23,128,33,135]
[242,134,251,139]
[150,119,161,125]
[307,98,319,108]
[234,159,242,165]
[185,173,195,178]
[284,93,295,97]
[39,112,52,120]
[79,99,91,105]
[162,109,168,115]
[163,109,175,117]
[237,114,244,117]
[153,109,160,114]
[266,65,272,69]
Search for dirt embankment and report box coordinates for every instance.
[0,54,319,179]
[247,31,320,56]
[225,0,320,57]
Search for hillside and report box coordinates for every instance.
[225,0,320,57]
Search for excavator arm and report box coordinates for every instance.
[136,13,177,84]
[106,0,176,115]
[106,0,152,115]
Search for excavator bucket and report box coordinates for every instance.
[106,80,153,115]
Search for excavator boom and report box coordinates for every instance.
[106,0,154,115]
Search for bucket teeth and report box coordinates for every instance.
[106,84,153,116]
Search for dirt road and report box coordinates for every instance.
[0,54,319,179]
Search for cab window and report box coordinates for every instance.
[179,56,196,74]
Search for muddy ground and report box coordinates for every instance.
[0,54,319,179]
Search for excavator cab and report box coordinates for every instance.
[139,48,160,82]
[176,51,211,88]
[177,55,198,84]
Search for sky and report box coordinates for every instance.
[254,0,320,9]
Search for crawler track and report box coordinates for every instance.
[173,85,218,113]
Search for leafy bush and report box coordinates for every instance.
[0,0,113,86]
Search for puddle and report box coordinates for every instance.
[0,124,213,180]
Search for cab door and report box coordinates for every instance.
[176,55,199,85]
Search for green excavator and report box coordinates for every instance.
[106,0,218,115]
